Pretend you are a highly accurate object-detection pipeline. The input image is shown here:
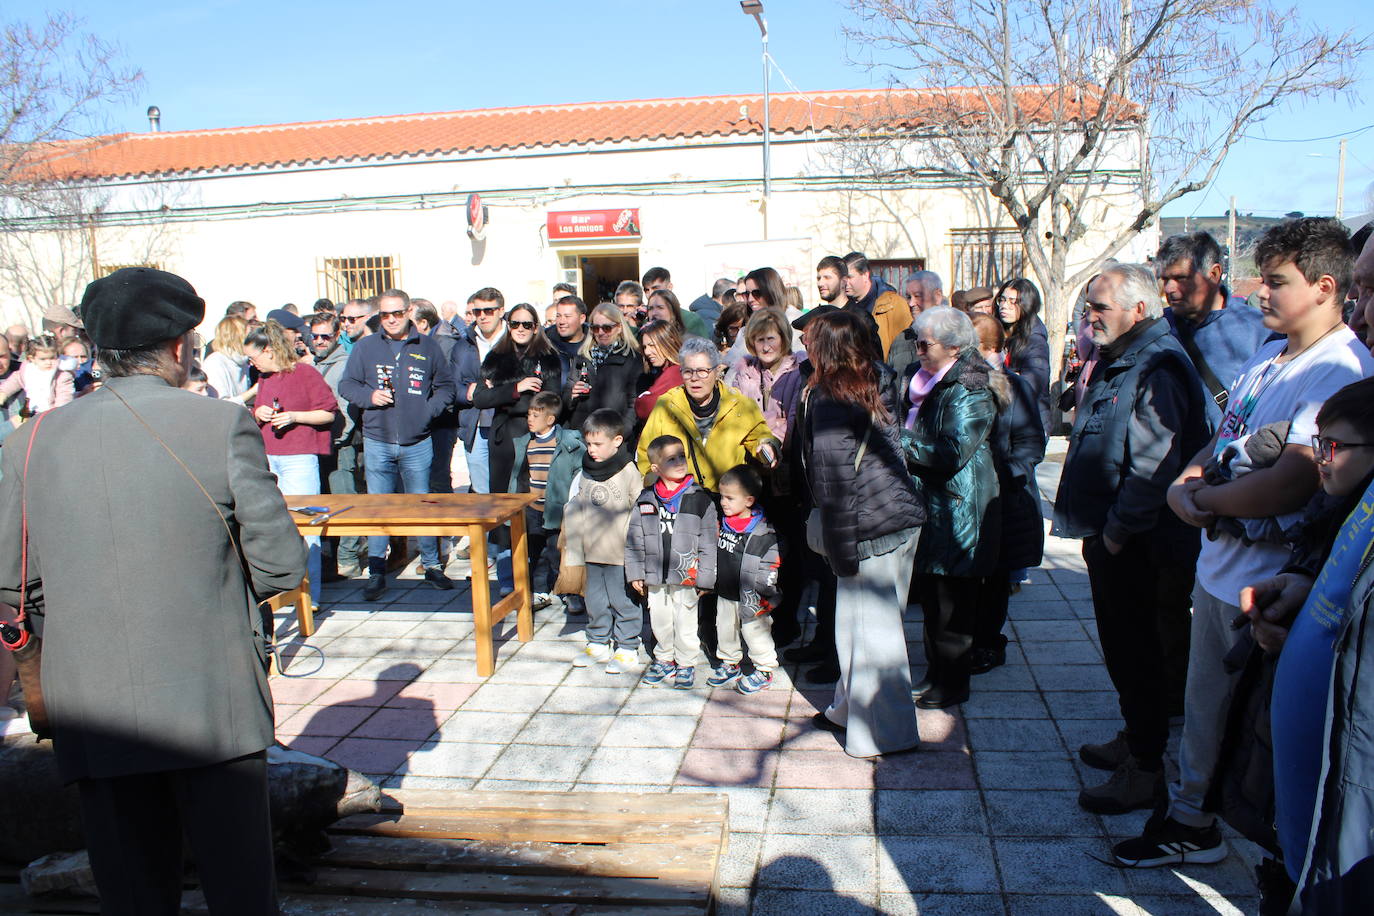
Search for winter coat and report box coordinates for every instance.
[849,285,913,361]
[1208,630,1279,854]
[988,367,1047,571]
[560,460,644,568]
[901,353,1000,579]
[1007,316,1052,434]
[337,325,455,446]
[799,390,925,578]
[716,512,782,618]
[449,322,507,449]
[472,346,563,494]
[635,364,682,421]
[726,353,803,442]
[1052,317,1209,556]
[636,382,779,493]
[314,340,356,445]
[625,480,718,589]
[512,427,585,530]
[567,345,639,438]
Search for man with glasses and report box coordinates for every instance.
[310,312,366,579]
[338,298,375,354]
[339,288,456,599]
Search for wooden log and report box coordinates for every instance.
[282,866,706,905]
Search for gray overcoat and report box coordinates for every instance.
[0,374,306,783]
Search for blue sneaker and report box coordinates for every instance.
[706,663,742,688]
[641,660,676,687]
[737,670,774,694]
[673,665,696,690]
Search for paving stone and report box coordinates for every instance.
[995,837,1129,895]
[960,690,1051,719]
[1013,620,1091,641]
[378,774,476,791]
[769,788,875,835]
[349,619,424,637]
[1020,640,1103,666]
[877,893,1004,915]
[692,714,789,749]
[672,785,773,832]
[875,790,985,836]
[983,789,1103,837]
[540,685,633,714]
[878,836,999,894]
[280,704,375,738]
[1055,719,1129,759]
[914,707,968,752]
[620,686,711,717]
[717,830,763,887]
[308,636,391,657]
[972,663,1038,691]
[581,745,687,785]
[310,678,409,707]
[774,749,875,789]
[676,747,780,787]
[281,735,337,757]
[601,714,699,747]
[326,737,417,776]
[976,751,1083,790]
[1006,600,1079,620]
[874,751,977,790]
[1128,894,1255,915]
[483,658,570,685]
[965,717,1064,752]
[702,684,793,718]
[462,682,555,712]
[1030,665,1116,692]
[436,710,532,744]
[484,742,595,782]
[751,888,878,915]
[757,834,878,893]
[268,677,335,706]
[514,712,616,746]
[404,740,504,778]
[1005,894,1144,915]
[350,707,446,740]
[387,681,477,710]
[1121,854,1261,897]
[414,620,476,639]
[1043,690,1123,721]
[412,659,481,683]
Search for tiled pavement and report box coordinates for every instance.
[268,443,1263,915]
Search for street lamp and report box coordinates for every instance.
[740,0,770,239]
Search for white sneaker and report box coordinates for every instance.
[532,592,553,610]
[572,642,613,668]
[605,648,638,675]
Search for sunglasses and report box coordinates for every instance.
[341,314,365,323]
[1312,435,1374,464]
[472,306,500,316]
[739,288,760,299]
[591,322,619,332]
[508,319,537,330]
[378,309,406,318]
[916,339,937,352]
[313,332,334,340]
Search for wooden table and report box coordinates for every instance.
[280,493,538,677]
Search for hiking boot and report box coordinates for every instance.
[736,670,773,694]
[1112,816,1227,868]
[1078,757,1166,814]
[641,660,676,686]
[423,567,454,590]
[969,645,1006,675]
[572,642,613,668]
[605,648,639,676]
[1080,730,1131,771]
[362,574,386,602]
[915,680,970,709]
[706,663,743,688]
[673,666,696,690]
[531,592,553,610]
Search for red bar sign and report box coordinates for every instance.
[547,208,641,240]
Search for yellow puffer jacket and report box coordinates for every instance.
[636,383,779,492]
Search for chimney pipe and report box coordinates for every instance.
[147,106,161,132]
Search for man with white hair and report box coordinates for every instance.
[1052,263,1211,817]
[904,270,945,320]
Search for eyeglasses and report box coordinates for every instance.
[591,323,619,332]
[996,296,1019,306]
[681,367,718,379]
[508,320,537,330]
[472,306,500,316]
[341,314,366,323]
[312,332,334,340]
[378,309,406,318]
[916,339,937,352]
[1312,435,1374,464]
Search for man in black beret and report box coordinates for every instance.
[0,267,305,914]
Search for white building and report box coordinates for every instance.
[2,88,1153,331]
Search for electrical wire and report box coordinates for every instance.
[1243,123,1374,143]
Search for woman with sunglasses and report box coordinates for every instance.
[567,303,641,439]
[472,303,564,498]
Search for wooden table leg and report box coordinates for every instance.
[509,509,534,643]
[295,578,315,637]
[469,524,495,678]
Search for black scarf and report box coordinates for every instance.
[582,445,633,482]
[689,385,721,420]
[1098,316,1158,364]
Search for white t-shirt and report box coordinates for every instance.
[1197,327,1374,605]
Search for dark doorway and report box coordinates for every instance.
[579,253,640,304]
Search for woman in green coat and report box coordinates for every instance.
[899,307,1002,709]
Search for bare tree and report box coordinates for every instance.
[0,11,141,326]
[844,0,1367,369]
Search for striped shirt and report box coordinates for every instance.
[526,428,559,512]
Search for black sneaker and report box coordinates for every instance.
[1111,816,1227,868]
[362,574,386,602]
[424,567,454,590]
[1080,731,1131,771]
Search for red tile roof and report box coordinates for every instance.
[20,86,1134,181]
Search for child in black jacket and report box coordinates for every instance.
[707,465,781,694]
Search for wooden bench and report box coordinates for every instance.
[0,789,730,914]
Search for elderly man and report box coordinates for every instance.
[5,323,28,354]
[1053,263,1210,815]
[1157,231,1271,428]
[904,270,945,320]
[0,268,304,913]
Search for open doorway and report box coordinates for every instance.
[578,253,640,304]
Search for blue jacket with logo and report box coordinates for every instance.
[337,325,455,446]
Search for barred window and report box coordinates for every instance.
[100,262,160,276]
[868,259,926,293]
[949,229,1026,291]
[317,255,400,303]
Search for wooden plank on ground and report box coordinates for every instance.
[379,789,727,819]
[331,811,723,846]
[272,895,707,916]
[283,867,705,905]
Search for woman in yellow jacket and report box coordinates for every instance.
[637,336,780,491]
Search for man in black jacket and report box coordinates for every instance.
[1053,263,1210,815]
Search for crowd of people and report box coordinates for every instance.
[3,218,1374,913]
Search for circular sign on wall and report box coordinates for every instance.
[467,193,487,241]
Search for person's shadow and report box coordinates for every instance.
[751,854,874,914]
[294,663,436,781]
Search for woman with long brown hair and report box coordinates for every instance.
[799,309,925,758]
[634,319,686,422]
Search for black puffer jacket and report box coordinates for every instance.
[800,390,925,578]
[567,346,639,440]
[988,367,1047,571]
[472,347,563,494]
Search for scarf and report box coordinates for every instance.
[689,385,721,419]
[654,475,694,502]
[723,507,763,534]
[590,344,613,369]
[905,360,955,429]
[582,445,633,482]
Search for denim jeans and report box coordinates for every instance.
[362,437,438,573]
[267,453,321,603]
[464,428,513,591]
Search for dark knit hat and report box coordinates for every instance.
[791,304,840,330]
[80,268,205,349]
[265,308,307,332]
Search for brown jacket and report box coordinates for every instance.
[872,290,913,361]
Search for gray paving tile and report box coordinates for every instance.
[601,714,700,747]
[1020,640,1103,666]
[435,710,531,743]
[960,690,1050,719]
[995,837,1129,895]
[482,658,569,685]
[984,789,1103,837]
[768,788,875,835]
[1006,599,1079,620]
[976,751,1083,790]
[513,712,616,746]
[474,778,575,791]
[540,684,633,714]
[751,888,877,915]
[875,790,986,836]
[403,740,504,778]
[1130,894,1259,915]
[966,717,1064,752]
[877,836,999,894]
[878,893,1004,915]
[1006,894,1143,915]
[620,686,711,716]
[717,830,763,888]
[1055,719,1127,759]
[412,658,480,682]
[972,663,1037,691]
[672,785,773,832]
[462,682,555,712]
[1121,854,1260,897]
[1043,690,1122,720]
[379,774,476,791]
[1031,665,1116,692]
[579,744,687,785]
[1014,620,1091,641]
[758,834,878,893]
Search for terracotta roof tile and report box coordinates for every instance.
[19,86,1133,181]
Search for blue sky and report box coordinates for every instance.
[45,0,1374,221]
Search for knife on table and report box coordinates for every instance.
[309,505,353,526]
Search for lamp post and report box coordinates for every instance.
[740,0,770,239]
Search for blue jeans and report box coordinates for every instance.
[362,437,439,574]
[267,453,321,603]
[465,428,513,591]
